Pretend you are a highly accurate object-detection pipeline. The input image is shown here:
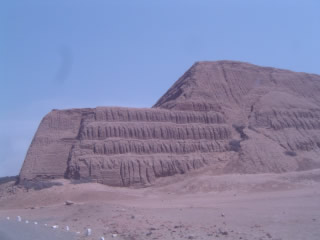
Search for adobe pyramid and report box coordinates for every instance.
[19,61,320,186]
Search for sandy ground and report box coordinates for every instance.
[1,169,320,240]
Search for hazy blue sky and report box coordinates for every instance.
[0,0,319,177]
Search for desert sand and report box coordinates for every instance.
[1,168,320,240]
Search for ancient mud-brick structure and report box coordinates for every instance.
[19,61,320,186]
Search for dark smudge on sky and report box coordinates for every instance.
[54,46,73,84]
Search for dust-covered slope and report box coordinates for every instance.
[154,61,320,111]
[154,61,320,174]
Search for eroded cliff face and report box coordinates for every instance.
[19,109,87,181]
[20,107,233,186]
[155,61,320,175]
[19,61,320,186]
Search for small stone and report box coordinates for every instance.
[112,233,118,238]
[86,228,92,236]
[34,222,38,225]
[52,225,59,229]
[65,200,74,206]
[17,216,22,222]
[219,229,228,235]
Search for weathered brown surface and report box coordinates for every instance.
[19,61,320,186]
[20,107,232,186]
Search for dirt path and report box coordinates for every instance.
[0,219,76,240]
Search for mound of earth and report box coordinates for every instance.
[19,61,320,186]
